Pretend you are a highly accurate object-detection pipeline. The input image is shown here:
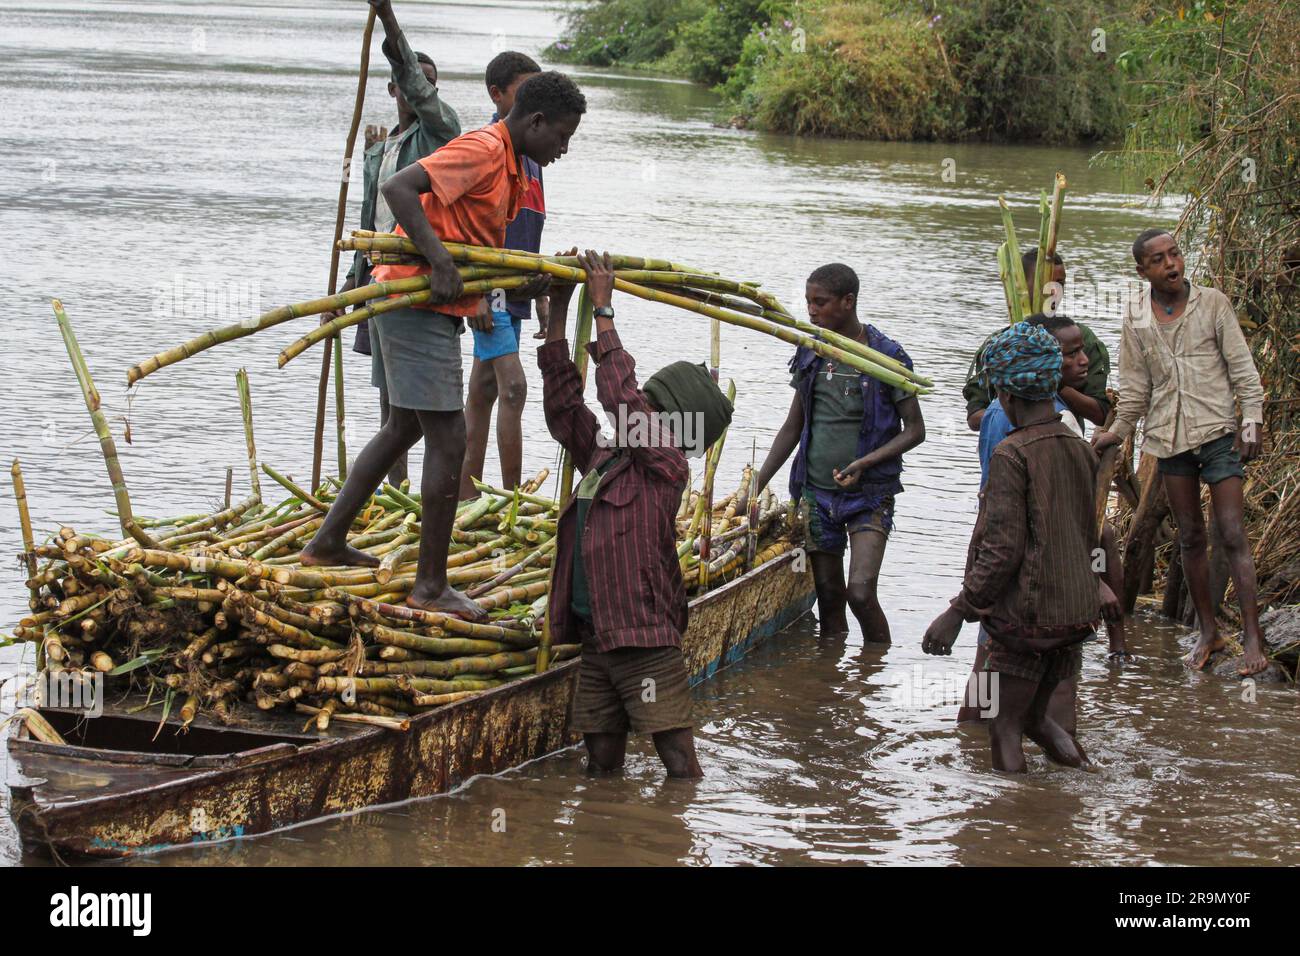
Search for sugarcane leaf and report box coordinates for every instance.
[153,689,176,741]
[108,648,167,676]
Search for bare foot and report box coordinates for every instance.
[300,541,380,568]
[407,584,487,622]
[1238,634,1269,676]
[1185,630,1226,670]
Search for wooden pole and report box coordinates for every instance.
[312,6,377,489]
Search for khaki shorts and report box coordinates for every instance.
[571,645,693,735]
[370,307,464,411]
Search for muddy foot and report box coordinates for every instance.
[406,584,487,622]
[1238,636,1270,677]
[1184,631,1226,670]
[300,541,380,568]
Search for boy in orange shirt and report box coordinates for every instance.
[302,73,586,621]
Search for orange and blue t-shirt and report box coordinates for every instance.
[372,120,528,317]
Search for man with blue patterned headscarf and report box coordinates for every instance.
[921,320,1117,774]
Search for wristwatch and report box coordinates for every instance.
[594,306,615,319]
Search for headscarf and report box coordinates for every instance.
[981,321,1062,401]
[642,361,734,457]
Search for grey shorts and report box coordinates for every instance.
[370,307,465,411]
[1157,431,1244,485]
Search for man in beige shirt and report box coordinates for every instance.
[1093,229,1267,675]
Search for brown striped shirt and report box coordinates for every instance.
[539,330,690,653]
[952,419,1100,648]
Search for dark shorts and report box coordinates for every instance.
[572,644,693,735]
[370,307,464,411]
[801,485,894,557]
[1157,431,1244,485]
[471,309,523,361]
[986,639,1084,684]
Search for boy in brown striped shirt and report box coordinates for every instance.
[923,323,1117,772]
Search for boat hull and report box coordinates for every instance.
[8,549,814,858]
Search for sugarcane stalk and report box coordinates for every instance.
[126,274,432,383]
[52,301,163,549]
[236,368,262,499]
[261,464,328,512]
[997,197,1032,323]
[278,275,529,366]
[296,703,409,732]
[1034,173,1067,313]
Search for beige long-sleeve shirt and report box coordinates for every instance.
[1111,283,1265,459]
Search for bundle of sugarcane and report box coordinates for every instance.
[11,458,801,731]
[125,232,932,396]
[997,173,1067,323]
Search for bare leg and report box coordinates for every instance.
[301,406,423,567]
[459,357,497,501]
[988,670,1037,773]
[652,727,703,778]
[1025,675,1087,768]
[1164,473,1224,669]
[493,353,528,493]
[1207,477,1268,675]
[957,639,992,724]
[809,551,849,637]
[584,732,628,773]
[1037,675,1078,741]
[1101,523,1129,657]
[379,391,408,487]
[845,528,889,644]
[406,409,487,621]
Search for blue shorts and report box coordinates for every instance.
[801,485,895,557]
[472,310,523,361]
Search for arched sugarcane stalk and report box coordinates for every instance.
[277,274,528,366]
[126,274,435,383]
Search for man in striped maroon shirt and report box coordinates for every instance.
[538,249,733,779]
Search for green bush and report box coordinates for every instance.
[546,0,704,67]
[739,3,960,139]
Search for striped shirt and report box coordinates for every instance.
[952,420,1100,648]
[538,330,690,652]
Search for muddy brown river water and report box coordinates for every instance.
[2,0,1297,866]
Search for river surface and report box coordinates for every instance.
[1,0,1297,866]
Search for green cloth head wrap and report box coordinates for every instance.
[642,361,733,457]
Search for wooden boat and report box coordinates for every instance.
[7,549,814,858]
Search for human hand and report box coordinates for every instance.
[469,297,493,332]
[1091,430,1122,453]
[1098,579,1122,623]
[833,456,872,488]
[921,606,963,656]
[577,249,615,310]
[427,256,464,304]
[516,273,552,300]
[364,124,388,151]
[1234,420,1262,462]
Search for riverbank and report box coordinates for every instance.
[549,0,1128,142]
